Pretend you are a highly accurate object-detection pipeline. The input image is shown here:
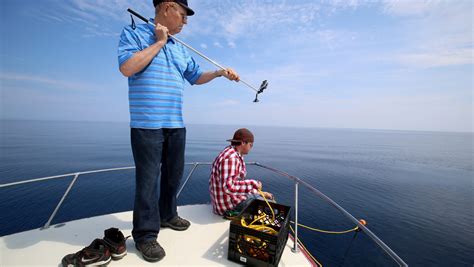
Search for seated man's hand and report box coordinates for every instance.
[263,191,273,200]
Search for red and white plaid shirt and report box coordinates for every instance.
[209,146,259,215]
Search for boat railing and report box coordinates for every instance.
[0,162,408,267]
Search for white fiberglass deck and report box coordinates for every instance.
[0,204,312,266]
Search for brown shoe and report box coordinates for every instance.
[103,227,129,260]
[161,216,190,231]
[135,240,165,262]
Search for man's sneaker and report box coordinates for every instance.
[161,216,191,231]
[61,238,111,267]
[103,228,129,260]
[135,240,166,262]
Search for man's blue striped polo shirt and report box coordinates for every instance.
[118,20,203,129]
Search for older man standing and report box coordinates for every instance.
[118,0,240,262]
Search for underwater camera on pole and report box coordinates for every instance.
[127,8,269,103]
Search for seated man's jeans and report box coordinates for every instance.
[130,128,186,243]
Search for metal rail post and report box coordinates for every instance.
[177,163,199,198]
[41,173,80,230]
[292,181,300,253]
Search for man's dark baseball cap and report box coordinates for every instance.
[153,0,195,16]
[227,128,254,143]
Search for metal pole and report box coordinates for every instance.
[163,31,260,93]
[176,162,199,198]
[292,181,300,253]
[41,173,80,230]
[0,166,135,189]
[127,8,259,93]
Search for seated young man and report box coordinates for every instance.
[209,128,273,217]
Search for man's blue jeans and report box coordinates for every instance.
[130,128,186,243]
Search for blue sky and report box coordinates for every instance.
[0,0,472,132]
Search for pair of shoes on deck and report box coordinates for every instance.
[61,228,129,266]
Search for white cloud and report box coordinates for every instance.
[31,0,151,37]
[214,100,240,107]
[220,2,321,40]
[184,0,323,43]
[202,92,472,132]
[182,0,379,57]
[396,48,473,68]
[37,13,65,23]
[383,0,473,68]
[213,42,223,48]
[383,0,440,16]
[235,63,331,101]
[200,43,208,49]
[0,73,99,92]
[314,29,358,50]
[70,0,150,21]
[227,41,236,49]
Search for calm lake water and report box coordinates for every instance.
[0,120,472,266]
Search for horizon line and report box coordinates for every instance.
[1,118,472,135]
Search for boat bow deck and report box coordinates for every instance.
[0,204,312,266]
